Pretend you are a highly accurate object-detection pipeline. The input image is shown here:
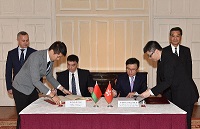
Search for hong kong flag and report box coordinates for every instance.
[104,82,113,104]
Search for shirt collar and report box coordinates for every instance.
[129,75,136,80]
[170,44,180,52]
[47,50,51,62]
[69,69,78,75]
[18,47,27,52]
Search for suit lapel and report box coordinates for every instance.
[25,47,31,60]
[77,69,83,93]
[124,74,131,92]
[133,75,140,91]
[179,45,185,61]
[65,70,70,89]
[14,47,21,64]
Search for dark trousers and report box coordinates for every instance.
[13,88,39,129]
[181,104,194,129]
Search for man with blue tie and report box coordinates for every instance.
[5,31,36,95]
[114,58,147,97]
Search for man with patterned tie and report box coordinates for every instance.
[5,31,37,95]
[12,41,72,129]
[114,58,147,97]
[162,27,192,101]
[57,54,95,97]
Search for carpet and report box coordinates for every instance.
[192,119,200,129]
[0,120,16,129]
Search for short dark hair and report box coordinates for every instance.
[49,41,67,56]
[17,31,28,38]
[126,58,140,68]
[143,40,162,53]
[67,54,79,63]
[170,27,182,36]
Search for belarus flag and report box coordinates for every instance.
[104,82,113,104]
[91,82,102,103]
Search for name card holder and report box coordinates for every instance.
[118,100,139,107]
[65,100,86,107]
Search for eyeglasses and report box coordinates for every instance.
[148,51,155,58]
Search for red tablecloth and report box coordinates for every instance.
[20,114,187,129]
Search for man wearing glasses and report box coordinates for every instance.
[141,40,199,129]
[114,58,147,98]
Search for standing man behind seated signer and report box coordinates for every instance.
[57,54,95,97]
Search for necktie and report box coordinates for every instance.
[72,73,77,95]
[174,48,178,56]
[20,49,25,65]
[47,61,51,70]
[46,61,51,75]
[130,76,134,92]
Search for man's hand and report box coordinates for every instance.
[51,88,57,96]
[7,89,13,95]
[51,96,61,105]
[112,89,117,97]
[63,89,72,95]
[140,89,151,98]
[59,86,72,95]
[126,92,136,98]
[88,87,94,94]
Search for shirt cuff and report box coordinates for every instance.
[46,90,51,95]
[134,92,139,95]
[46,85,61,95]
[149,90,154,95]
[57,84,61,89]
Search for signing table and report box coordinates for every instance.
[20,97,187,129]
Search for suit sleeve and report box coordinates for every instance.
[186,48,192,78]
[151,56,177,96]
[56,72,66,96]
[86,70,95,87]
[46,68,60,89]
[137,74,147,94]
[115,76,121,96]
[5,51,13,90]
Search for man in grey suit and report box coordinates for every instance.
[12,41,71,129]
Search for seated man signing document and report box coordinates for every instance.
[114,58,147,98]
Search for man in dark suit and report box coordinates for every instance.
[57,54,95,97]
[162,27,192,101]
[5,31,36,95]
[141,41,199,129]
[12,41,71,129]
[114,58,147,97]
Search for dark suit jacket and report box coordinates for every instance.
[56,68,95,97]
[115,73,147,97]
[152,50,199,108]
[162,45,192,100]
[163,45,192,78]
[5,47,36,90]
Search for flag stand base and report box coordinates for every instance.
[93,104,99,107]
[107,104,113,107]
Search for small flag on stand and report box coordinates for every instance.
[104,81,113,104]
[91,81,102,103]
